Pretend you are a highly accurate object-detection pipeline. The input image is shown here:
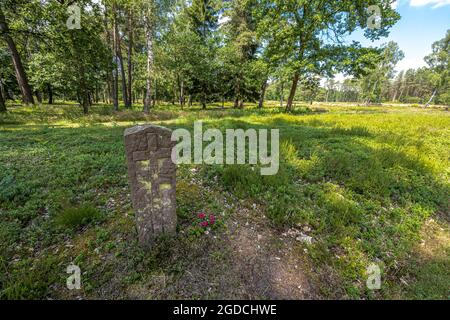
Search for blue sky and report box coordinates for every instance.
[348,0,450,74]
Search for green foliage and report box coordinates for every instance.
[1,256,60,300]
[54,204,101,230]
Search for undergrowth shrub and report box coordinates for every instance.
[54,204,100,229]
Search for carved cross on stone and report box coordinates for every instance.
[124,124,177,247]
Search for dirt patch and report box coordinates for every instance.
[224,206,319,299]
[127,201,320,299]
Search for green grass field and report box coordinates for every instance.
[0,102,448,299]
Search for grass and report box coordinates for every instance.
[0,101,448,299]
[54,204,101,230]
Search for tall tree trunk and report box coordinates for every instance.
[233,96,239,108]
[47,84,53,104]
[115,30,128,107]
[398,86,404,102]
[258,78,267,108]
[372,79,379,104]
[179,79,185,108]
[110,4,119,111]
[202,91,206,109]
[286,72,299,112]
[280,80,284,108]
[143,17,153,113]
[126,9,133,109]
[105,80,110,104]
[152,78,156,107]
[79,68,89,114]
[233,77,240,108]
[424,89,437,108]
[82,94,89,114]
[0,8,34,105]
[0,78,6,101]
[0,85,6,112]
[391,90,397,102]
[35,90,42,103]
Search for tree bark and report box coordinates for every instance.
[0,8,34,105]
[179,79,185,108]
[258,78,267,108]
[233,96,239,108]
[35,90,42,103]
[202,91,207,109]
[47,84,53,104]
[110,4,119,111]
[424,89,437,108]
[152,78,156,107]
[0,85,6,112]
[115,31,128,107]
[286,72,299,112]
[280,80,284,108]
[126,9,133,109]
[233,77,240,108]
[0,78,6,101]
[143,17,153,113]
[77,80,89,114]
[79,66,89,114]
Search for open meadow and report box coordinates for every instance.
[1,102,448,299]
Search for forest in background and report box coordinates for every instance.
[0,0,449,114]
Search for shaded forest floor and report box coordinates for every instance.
[0,101,449,299]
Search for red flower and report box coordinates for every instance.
[209,214,215,224]
[201,220,209,227]
[198,212,206,219]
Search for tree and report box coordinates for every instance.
[359,41,404,104]
[28,52,65,105]
[143,0,156,112]
[126,2,135,108]
[49,0,110,113]
[186,0,219,109]
[424,30,449,107]
[222,0,259,108]
[0,82,5,112]
[0,5,34,105]
[257,0,400,112]
[162,6,199,108]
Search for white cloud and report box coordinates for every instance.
[409,0,450,8]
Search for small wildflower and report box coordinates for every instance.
[198,212,206,219]
[201,220,209,227]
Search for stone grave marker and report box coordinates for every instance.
[124,124,177,247]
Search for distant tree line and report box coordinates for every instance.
[0,0,448,114]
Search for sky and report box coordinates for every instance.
[337,0,450,81]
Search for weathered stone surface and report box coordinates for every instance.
[124,124,177,247]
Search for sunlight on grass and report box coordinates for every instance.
[0,103,449,299]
